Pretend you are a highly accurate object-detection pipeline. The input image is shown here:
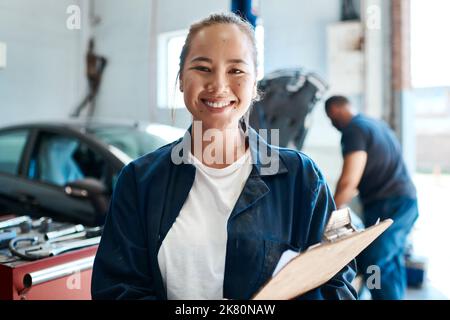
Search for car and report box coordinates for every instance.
[0,119,185,226]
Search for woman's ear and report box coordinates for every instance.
[179,79,184,92]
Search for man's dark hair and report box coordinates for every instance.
[325,95,350,113]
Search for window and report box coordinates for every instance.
[157,30,188,109]
[91,126,172,160]
[0,130,28,175]
[411,0,450,88]
[29,133,111,189]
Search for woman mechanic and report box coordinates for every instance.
[91,12,357,300]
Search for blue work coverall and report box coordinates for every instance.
[91,128,357,300]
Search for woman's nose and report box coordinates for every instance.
[206,73,229,94]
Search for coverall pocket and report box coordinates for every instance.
[253,239,293,292]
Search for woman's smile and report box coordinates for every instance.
[180,23,257,128]
[200,98,237,113]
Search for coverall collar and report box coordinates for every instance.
[155,125,289,299]
[173,125,288,176]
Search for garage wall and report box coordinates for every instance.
[0,0,85,126]
[93,0,153,122]
[262,0,340,78]
[260,0,344,186]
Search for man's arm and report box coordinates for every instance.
[334,151,367,208]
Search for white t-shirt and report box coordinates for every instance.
[157,149,253,300]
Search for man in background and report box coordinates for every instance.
[325,95,419,300]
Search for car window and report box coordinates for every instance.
[91,127,170,160]
[29,132,111,188]
[0,130,28,175]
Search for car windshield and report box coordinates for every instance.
[90,125,182,160]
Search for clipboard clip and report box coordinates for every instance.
[322,208,358,242]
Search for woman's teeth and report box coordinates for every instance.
[203,100,234,108]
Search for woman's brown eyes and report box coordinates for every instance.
[230,69,244,75]
[194,66,210,72]
[193,67,244,75]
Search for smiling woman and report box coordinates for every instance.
[178,16,258,139]
[91,12,357,300]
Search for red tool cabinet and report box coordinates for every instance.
[0,246,97,300]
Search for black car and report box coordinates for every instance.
[0,119,184,226]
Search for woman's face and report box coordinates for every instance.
[180,24,257,130]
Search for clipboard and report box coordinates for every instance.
[252,208,393,300]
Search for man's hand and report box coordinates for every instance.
[334,151,367,208]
